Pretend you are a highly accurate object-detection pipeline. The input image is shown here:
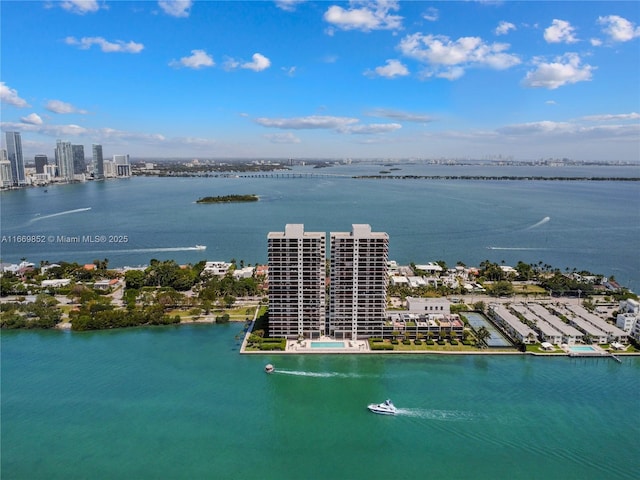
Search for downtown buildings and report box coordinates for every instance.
[4,132,25,186]
[267,224,388,340]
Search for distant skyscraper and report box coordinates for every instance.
[113,154,131,177]
[5,131,26,186]
[92,144,104,179]
[72,145,85,175]
[34,155,48,174]
[329,224,388,339]
[267,224,326,339]
[0,158,12,187]
[55,140,74,181]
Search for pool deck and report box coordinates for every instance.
[286,337,370,354]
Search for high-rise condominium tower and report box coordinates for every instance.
[34,155,48,174]
[329,224,388,340]
[267,224,326,339]
[55,140,74,181]
[72,145,85,175]
[92,144,104,179]
[5,131,25,186]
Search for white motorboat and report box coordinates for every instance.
[367,399,397,415]
[264,364,275,373]
[194,245,207,250]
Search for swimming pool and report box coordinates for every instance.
[311,341,346,349]
[569,345,597,353]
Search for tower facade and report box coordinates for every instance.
[267,224,326,339]
[92,144,104,179]
[55,140,74,181]
[72,145,85,175]
[329,224,388,339]
[5,131,25,185]
[34,155,48,174]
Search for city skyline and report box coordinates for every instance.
[1,1,639,161]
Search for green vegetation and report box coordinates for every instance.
[196,194,258,203]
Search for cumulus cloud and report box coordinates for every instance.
[60,0,100,15]
[598,15,640,42]
[65,36,144,53]
[242,53,271,72]
[169,49,215,69]
[365,59,409,78]
[158,0,193,18]
[544,19,578,44]
[21,113,43,125]
[0,82,30,108]
[45,99,88,114]
[398,33,520,79]
[255,114,400,135]
[256,115,359,130]
[580,112,640,122]
[264,132,302,144]
[275,0,306,12]
[495,21,516,36]
[367,108,435,123]
[522,53,594,89]
[324,0,402,32]
[423,7,438,22]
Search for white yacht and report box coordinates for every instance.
[367,399,397,415]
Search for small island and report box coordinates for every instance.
[196,194,259,204]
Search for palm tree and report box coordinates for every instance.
[475,326,491,348]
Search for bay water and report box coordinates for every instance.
[2,327,639,480]
[1,162,639,479]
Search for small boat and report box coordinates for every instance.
[367,399,397,415]
[194,245,206,250]
[264,364,275,374]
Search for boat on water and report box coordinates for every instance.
[194,245,206,250]
[265,364,275,374]
[367,399,397,415]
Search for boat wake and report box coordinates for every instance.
[525,216,550,230]
[274,369,364,378]
[486,246,550,251]
[395,408,478,421]
[30,207,91,222]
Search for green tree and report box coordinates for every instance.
[475,326,491,348]
[124,270,146,290]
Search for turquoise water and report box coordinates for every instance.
[311,341,346,348]
[2,327,639,479]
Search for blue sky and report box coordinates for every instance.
[1,0,639,161]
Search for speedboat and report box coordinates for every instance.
[194,245,207,250]
[367,399,397,415]
[264,364,275,374]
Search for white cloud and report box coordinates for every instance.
[365,59,409,78]
[65,36,144,53]
[158,0,193,18]
[597,15,640,42]
[324,0,402,32]
[590,38,603,47]
[497,120,639,141]
[282,66,297,76]
[544,19,578,44]
[423,7,438,22]
[522,53,594,89]
[367,108,435,123]
[344,123,401,134]
[275,0,306,12]
[0,82,30,108]
[242,53,271,72]
[255,115,359,130]
[169,49,215,69]
[60,1,100,15]
[264,132,302,144]
[255,114,400,135]
[495,21,516,36]
[45,99,88,114]
[580,112,640,122]
[21,113,43,125]
[398,33,520,79]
